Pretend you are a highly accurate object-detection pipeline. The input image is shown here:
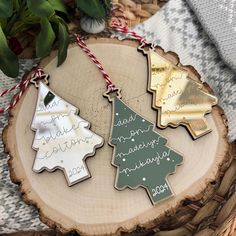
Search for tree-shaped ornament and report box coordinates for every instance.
[142,48,217,139]
[104,89,183,204]
[31,81,104,186]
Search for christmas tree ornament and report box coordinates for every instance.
[31,71,104,186]
[77,36,183,204]
[104,89,183,203]
[3,38,229,235]
[110,5,217,139]
[141,48,218,139]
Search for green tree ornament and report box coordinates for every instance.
[106,91,183,204]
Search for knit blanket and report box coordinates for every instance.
[1,0,236,232]
[0,60,48,232]
[187,0,236,72]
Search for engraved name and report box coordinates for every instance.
[114,114,137,127]
[151,74,184,89]
[43,134,93,159]
[39,109,76,126]
[111,125,153,143]
[36,120,87,143]
[120,149,171,175]
[156,89,182,103]
[116,137,161,158]
[36,99,62,112]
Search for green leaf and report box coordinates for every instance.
[44,91,55,106]
[48,0,68,15]
[75,0,105,20]
[0,26,19,77]
[0,18,7,29]
[21,8,41,24]
[36,18,55,58]
[22,14,41,24]
[57,22,69,66]
[0,0,13,18]
[27,0,55,18]
[13,0,20,11]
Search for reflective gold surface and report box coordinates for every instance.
[148,50,217,139]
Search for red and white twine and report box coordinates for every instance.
[111,5,148,46]
[0,67,46,113]
[76,35,116,91]
[76,4,148,91]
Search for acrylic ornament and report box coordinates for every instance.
[141,47,217,139]
[31,81,104,186]
[76,35,184,204]
[104,89,183,204]
[3,39,229,235]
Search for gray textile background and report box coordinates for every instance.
[0,59,48,232]
[1,0,236,232]
[186,0,236,72]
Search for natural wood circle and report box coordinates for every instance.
[3,38,229,236]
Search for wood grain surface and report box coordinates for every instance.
[3,38,229,236]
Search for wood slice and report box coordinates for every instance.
[3,38,230,236]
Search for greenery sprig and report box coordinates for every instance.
[0,0,69,77]
[0,0,111,78]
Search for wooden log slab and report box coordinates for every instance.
[3,38,230,236]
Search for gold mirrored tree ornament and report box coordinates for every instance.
[143,48,217,139]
